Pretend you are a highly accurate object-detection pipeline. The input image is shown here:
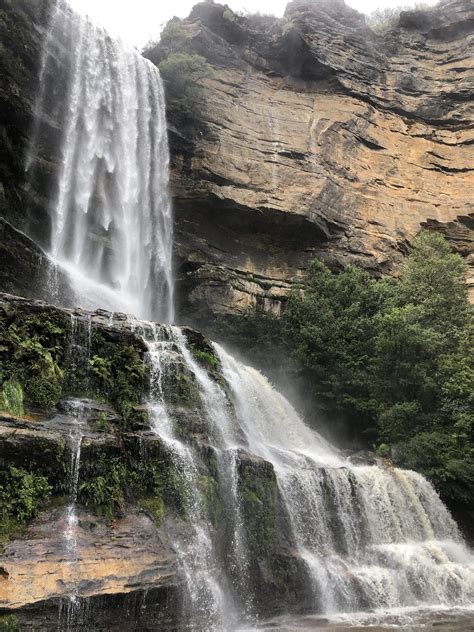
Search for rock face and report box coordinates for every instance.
[149,0,474,323]
[0,506,179,629]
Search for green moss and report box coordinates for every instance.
[193,350,219,371]
[198,474,224,527]
[0,615,19,632]
[0,379,24,416]
[238,458,278,560]
[161,364,202,409]
[138,496,165,526]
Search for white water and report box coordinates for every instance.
[138,323,235,630]
[97,317,473,627]
[27,0,173,322]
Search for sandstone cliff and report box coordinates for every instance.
[147,0,474,323]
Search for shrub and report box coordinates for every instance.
[158,52,212,125]
[0,467,51,524]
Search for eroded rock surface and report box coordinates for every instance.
[0,507,178,629]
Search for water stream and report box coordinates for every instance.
[214,345,473,617]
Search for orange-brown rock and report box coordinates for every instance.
[0,507,179,629]
[146,0,474,323]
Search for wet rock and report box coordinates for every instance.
[0,508,180,629]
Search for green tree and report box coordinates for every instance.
[285,261,391,433]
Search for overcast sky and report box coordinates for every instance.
[69,0,438,47]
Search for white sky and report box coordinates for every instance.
[68,0,438,47]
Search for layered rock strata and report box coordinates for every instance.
[148,0,474,322]
[0,0,473,324]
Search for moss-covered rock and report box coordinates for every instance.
[0,294,149,421]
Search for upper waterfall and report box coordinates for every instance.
[27,0,174,322]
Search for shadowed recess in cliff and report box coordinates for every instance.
[26,0,174,322]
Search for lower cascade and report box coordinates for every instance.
[1,299,472,629]
[118,318,474,628]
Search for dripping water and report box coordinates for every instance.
[59,315,92,629]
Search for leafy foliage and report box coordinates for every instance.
[0,615,19,632]
[368,3,432,32]
[144,18,213,129]
[0,379,24,416]
[0,466,51,547]
[77,446,188,521]
[87,330,148,424]
[158,52,212,125]
[0,308,68,411]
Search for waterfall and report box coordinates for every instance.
[24,2,473,629]
[214,345,474,617]
[135,323,237,630]
[27,0,174,322]
[129,324,473,627]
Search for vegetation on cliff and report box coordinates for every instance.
[216,232,474,523]
[144,20,212,130]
